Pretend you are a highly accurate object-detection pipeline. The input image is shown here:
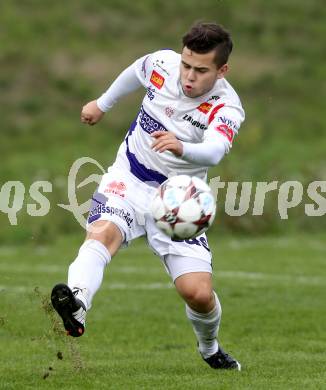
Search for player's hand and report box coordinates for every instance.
[81,100,105,125]
[151,131,183,157]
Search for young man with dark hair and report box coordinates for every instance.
[51,22,244,371]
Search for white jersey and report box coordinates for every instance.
[108,49,245,184]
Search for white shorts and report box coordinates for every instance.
[87,165,212,281]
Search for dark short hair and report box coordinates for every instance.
[182,22,233,67]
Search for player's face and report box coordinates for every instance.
[180,47,228,98]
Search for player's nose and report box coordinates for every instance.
[187,69,196,82]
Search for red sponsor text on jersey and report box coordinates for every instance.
[208,103,225,125]
[104,181,126,198]
[197,102,213,114]
[215,124,234,143]
[150,70,165,89]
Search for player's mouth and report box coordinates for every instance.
[183,84,195,96]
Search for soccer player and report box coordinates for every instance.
[51,22,245,370]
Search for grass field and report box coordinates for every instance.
[1,233,325,389]
[1,1,325,388]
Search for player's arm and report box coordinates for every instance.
[151,103,244,166]
[81,54,152,126]
[181,104,244,166]
[150,129,226,165]
[181,131,229,166]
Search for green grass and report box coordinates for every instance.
[1,2,325,387]
[1,234,325,389]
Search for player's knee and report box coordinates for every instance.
[193,288,213,308]
[181,285,213,309]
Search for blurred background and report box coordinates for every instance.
[1,0,325,245]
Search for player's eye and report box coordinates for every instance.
[183,63,191,69]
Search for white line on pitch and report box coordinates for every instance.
[0,270,325,294]
[0,261,325,286]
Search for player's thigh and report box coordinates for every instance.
[86,220,123,257]
[155,235,214,311]
[86,169,146,254]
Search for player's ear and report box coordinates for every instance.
[217,63,228,79]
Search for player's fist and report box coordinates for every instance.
[151,131,183,156]
[81,100,105,125]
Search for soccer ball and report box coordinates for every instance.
[150,175,216,240]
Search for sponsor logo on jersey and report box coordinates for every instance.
[215,124,235,143]
[88,204,133,226]
[139,106,167,134]
[165,107,174,117]
[104,181,126,198]
[150,70,165,89]
[197,102,213,114]
[216,116,239,132]
[208,95,220,101]
[183,114,207,130]
[208,103,225,124]
[87,191,134,226]
[146,86,156,101]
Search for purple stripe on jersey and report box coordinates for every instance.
[124,110,168,185]
[125,141,167,185]
[87,191,108,224]
[127,115,138,136]
[88,213,101,224]
[138,106,167,134]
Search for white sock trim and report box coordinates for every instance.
[79,239,111,266]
